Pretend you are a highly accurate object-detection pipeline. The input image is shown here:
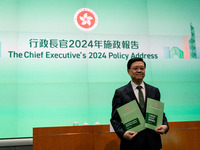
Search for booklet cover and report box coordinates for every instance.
[117,100,145,133]
[145,98,164,130]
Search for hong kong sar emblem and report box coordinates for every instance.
[74,8,98,31]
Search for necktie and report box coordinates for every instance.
[136,86,145,113]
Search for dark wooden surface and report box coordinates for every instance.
[33,121,200,150]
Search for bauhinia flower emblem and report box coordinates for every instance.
[74,8,98,31]
[80,13,93,26]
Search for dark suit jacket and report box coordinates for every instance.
[110,82,169,150]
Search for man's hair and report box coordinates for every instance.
[127,57,146,69]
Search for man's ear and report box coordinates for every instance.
[127,69,130,75]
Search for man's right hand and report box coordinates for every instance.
[123,131,138,141]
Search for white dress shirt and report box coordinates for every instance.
[131,81,146,103]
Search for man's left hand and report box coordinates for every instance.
[155,125,168,134]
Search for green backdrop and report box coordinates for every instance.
[0,0,200,138]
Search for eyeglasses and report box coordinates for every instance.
[130,67,145,71]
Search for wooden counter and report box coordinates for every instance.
[33,121,200,150]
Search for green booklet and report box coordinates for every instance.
[145,98,164,130]
[117,100,145,133]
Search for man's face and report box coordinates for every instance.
[128,61,145,81]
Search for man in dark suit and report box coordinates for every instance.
[110,58,169,150]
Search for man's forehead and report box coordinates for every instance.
[131,61,144,66]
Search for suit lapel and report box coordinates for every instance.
[126,82,151,117]
[125,82,144,115]
[126,82,136,100]
[144,82,150,102]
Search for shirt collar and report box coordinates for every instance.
[131,81,145,90]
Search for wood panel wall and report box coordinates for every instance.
[33,121,200,150]
[162,121,200,150]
